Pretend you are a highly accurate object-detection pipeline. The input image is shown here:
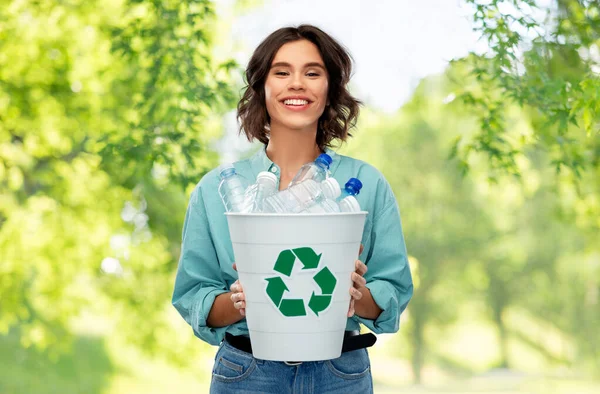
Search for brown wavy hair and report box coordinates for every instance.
[237,25,361,151]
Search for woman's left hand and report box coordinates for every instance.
[348,244,367,317]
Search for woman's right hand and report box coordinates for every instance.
[230,263,246,316]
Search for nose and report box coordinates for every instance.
[288,72,305,91]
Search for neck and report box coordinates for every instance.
[265,123,323,178]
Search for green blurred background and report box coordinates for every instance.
[1,0,599,392]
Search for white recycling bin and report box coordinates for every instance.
[225,212,368,361]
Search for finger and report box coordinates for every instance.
[351,272,367,288]
[230,281,243,293]
[232,263,237,272]
[234,300,246,310]
[347,299,355,317]
[359,244,364,256]
[230,281,244,293]
[349,287,363,300]
[240,308,246,317]
[230,292,245,303]
[354,260,368,276]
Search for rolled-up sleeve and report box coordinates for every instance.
[172,186,229,345]
[356,188,413,334]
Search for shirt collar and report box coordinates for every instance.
[249,145,340,176]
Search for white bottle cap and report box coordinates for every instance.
[321,178,341,199]
[340,196,361,212]
[257,171,277,187]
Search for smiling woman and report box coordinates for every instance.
[237,25,360,157]
[266,41,329,128]
[172,24,413,394]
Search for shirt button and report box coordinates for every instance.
[270,166,278,173]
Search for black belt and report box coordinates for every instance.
[224,330,376,362]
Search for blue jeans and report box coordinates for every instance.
[210,340,373,393]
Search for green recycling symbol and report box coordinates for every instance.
[265,247,337,317]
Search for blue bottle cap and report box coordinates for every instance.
[315,153,333,168]
[345,178,363,195]
[218,163,236,178]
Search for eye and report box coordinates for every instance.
[274,71,289,76]
[306,72,320,77]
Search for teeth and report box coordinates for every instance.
[284,99,309,106]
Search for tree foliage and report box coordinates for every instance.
[454,0,599,180]
[1,0,599,387]
[0,0,236,358]
[343,60,599,381]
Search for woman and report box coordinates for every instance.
[172,24,413,393]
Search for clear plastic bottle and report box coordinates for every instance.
[264,178,340,213]
[289,153,333,186]
[339,178,362,199]
[338,178,363,212]
[339,196,361,212]
[244,171,278,213]
[217,164,250,212]
[304,198,341,213]
[302,178,342,213]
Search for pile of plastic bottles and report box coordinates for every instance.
[218,153,362,214]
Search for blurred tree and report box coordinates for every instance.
[454,0,599,183]
[449,2,600,374]
[343,76,497,382]
[0,0,236,361]
[344,57,598,379]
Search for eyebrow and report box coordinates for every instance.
[270,62,326,70]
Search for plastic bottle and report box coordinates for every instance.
[302,178,342,213]
[304,198,341,213]
[339,178,362,199]
[339,196,361,212]
[264,178,341,213]
[244,171,278,213]
[289,153,333,186]
[217,164,250,212]
[304,177,363,213]
[338,178,363,212]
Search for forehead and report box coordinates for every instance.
[272,39,324,65]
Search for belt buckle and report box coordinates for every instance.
[284,361,302,366]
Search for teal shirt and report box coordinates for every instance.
[172,147,413,346]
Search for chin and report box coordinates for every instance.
[285,122,319,132]
[271,116,318,132]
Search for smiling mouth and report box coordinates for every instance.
[282,99,311,106]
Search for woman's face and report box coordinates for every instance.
[264,39,329,134]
